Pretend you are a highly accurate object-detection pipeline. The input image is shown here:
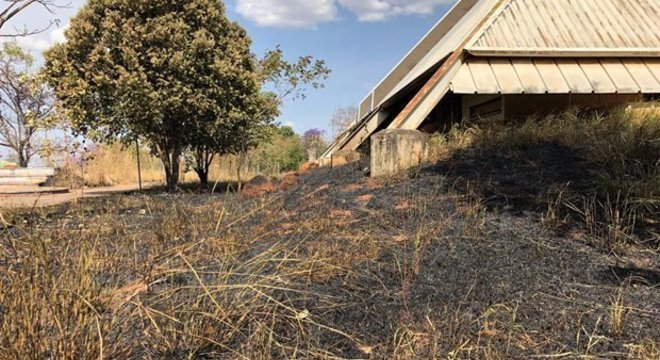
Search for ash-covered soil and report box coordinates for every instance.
[281,165,660,358]
[2,164,658,359]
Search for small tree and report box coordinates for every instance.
[191,90,279,187]
[44,0,257,192]
[196,47,331,183]
[251,125,305,174]
[0,43,55,167]
[301,128,327,161]
[330,106,358,138]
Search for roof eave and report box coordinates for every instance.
[467,47,660,58]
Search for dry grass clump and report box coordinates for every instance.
[54,143,165,188]
[0,197,355,359]
[428,106,660,252]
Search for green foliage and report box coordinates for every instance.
[204,46,330,184]
[277,125,297,139]
[44,0,258,191]
[251,125,305,173]
[258,46,331,101]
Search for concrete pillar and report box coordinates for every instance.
[318,157,332,168]
[371,129,429,177]
[331,149,361,168]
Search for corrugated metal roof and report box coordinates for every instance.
[451,57,660,94]
[469,0,660,52]
[326,0,660,156]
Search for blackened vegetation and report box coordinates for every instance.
[1,109,658,359]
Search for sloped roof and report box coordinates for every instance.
[364,0,660,117]
[451,58,660,94]
[469,0,660,53]
[357,0,491,119]
[377,0,496,108]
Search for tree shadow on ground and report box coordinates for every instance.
[426,140,599,215]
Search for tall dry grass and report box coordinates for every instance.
[56,144,272,188]
[55,143,165,188]
[428,105,660,251]
[0,198,355,359]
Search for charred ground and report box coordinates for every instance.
[1,162,658,359]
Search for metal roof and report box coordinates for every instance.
[363,0,660,119]
[469,0,660,53]
[451,57,660,94]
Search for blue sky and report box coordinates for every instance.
[4,0,457,135]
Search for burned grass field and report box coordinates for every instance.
[1,110,659,359]
[1,166,658,359]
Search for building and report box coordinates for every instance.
[323,0,660,159]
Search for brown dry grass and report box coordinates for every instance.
[55,143,165,188]
[54,145,265,188]
[428,106,660,253]
[1,163,658,359]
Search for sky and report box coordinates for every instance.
[2,0,457,136]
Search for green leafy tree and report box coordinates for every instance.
[251,125,305,174]
[0,43,56,167]
[190,47,330,186]
[228,47,331,184]
[44,0,257,192]
[191,90,279,186]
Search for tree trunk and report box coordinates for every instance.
[236,153,242,190]
[195,167,209,187]
[17,152,28,168]
[161,149,181,193]
[194,147,214,188]
[16,144,29,168]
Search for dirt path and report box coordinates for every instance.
[0,183,162,208]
